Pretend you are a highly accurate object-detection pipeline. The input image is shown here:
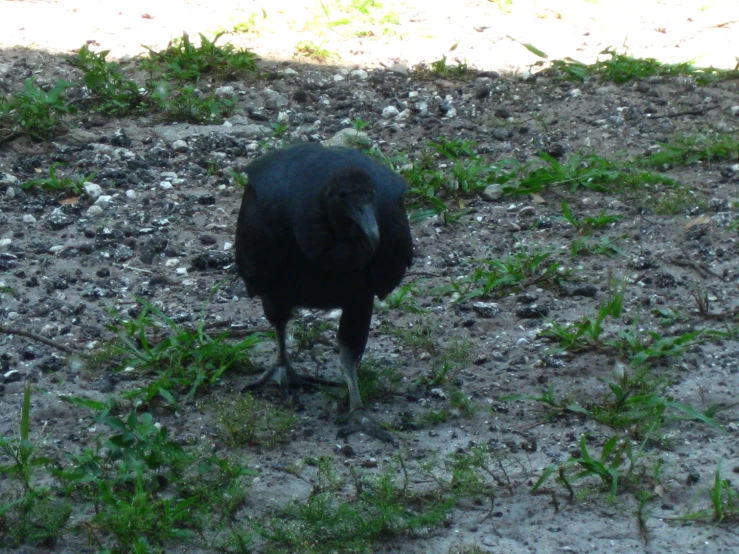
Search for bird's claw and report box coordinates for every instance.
[337,409,397,446]
[243,364,343,397]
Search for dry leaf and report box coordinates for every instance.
[531,193,546,204]
[684,215,710,229]
[59,197,79,205]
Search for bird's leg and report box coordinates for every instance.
[244,317,342,396]
[335,299,396,445]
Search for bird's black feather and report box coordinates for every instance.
[234,143,413,443]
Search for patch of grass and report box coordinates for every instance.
[68,45,146,114]
[0,385,73,548]
[264,458,455,554]
[0,78,75,141]
[569,234,625,258]
[294,40,339,62]
[20,163,92,195]
[55,396,253,551]
[105,296,265,405]
[503,153,678,195]
[427,55,471,78]
[560,201,623,232]
[433,247,568,302]
[381,282,425,313]
[152,83,235,123]
[357,357,402,402]
[638,133,739,169]
[143,32,258,82]
[214,393,297,447]
[550,48,739,84]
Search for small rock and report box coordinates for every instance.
[569,88,582,98]
[125,189,137,199]
[277,111,290,124]
[22,214,37,224]
[382,105,400,118]
[395,108,412,121]
[214,85,235,99]
[516,304,550,318]
[172,139,188,152]
[83,181,103,199]
[349,69,368,80]
[160,182,173,190]
[283,67,298,76]
[322,128,371,149]
[111,128,131,147]
[94,195,113,207]
[729,105,739,116]
[389,63,409,75]
[0,172,20,187]
[481,184,503,201]
[5,187,15,199]
[473,302,500,318]
[86,205,104,217]
[262,88,289,110]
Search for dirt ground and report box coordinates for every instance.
[1,0,738,552]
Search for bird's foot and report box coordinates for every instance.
[243,364,343,399]
[337,409,397,446]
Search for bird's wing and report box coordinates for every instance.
[234,182,285,297]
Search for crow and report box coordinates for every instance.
[235,143,413,444]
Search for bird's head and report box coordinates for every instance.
[323,166,380,252]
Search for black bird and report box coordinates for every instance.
[235,143,413,443]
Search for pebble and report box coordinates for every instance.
[0,172,20,186]
[382,105,400,118]
[126,190,137,199]
[160,182,173,190]
[482,184,503,201]
[214,85,235,99]
[86,205,104,217]
[5,187,15,198]
[349,69,368,80]
[395,108,412,121]
[83,181,103,199]
[22,214,36,224]
[172,140,188,152]
[473,302,500,318]
[262,88,289,109]
[94,195,113,207]
[322,128,371,149]
[730,105,739,116]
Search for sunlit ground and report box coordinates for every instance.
[0,0,738,71]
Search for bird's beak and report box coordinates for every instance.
[350,203,380,251]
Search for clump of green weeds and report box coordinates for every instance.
[0,385,72,547]
[143,32,258,82]
[550,48,739,84]
[427,55,471,78]
[68,45,146,114]
[560,201,623,232]
[264,457,455,553]
[214,393,297,446]
[55,396,253,551]
[0,79,75,141]
[433,247,568,302]
[638,133,739,169]
[152,83,235,123]
[20,163,93,195]
[104,297,264,406]
[294,41,339,62]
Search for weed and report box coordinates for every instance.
[433,247,567,302]
[550,48,739,84]
[294,41,339,62]
[214,393,297,446]
[153,84,235,123]
[0,79,75,141]
[381,282,425,313]
[0,385,72,546]
[569,234,625,258]
[265,459,454,553]
[105,297,264,404]
[428,56,471,78]
[68,45,146,113]
[143,32,258,82]
[638,133,739,169]
[20,163,92,195]
[357,357,401,402]
[560,201,623,231]
[504,153,677,195]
